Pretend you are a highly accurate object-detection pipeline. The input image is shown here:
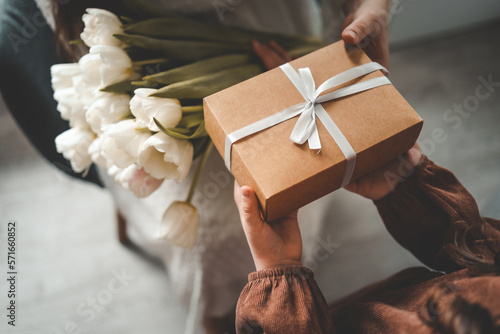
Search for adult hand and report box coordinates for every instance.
[252,40,292,71]
[344,142,423,200]
[234,182,302,271]
[341,0,391,70]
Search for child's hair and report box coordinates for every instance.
[445,220,500,275]
[420,220,500,333]
[421,283,497,334]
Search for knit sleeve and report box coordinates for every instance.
[236,266,334,334]
[374,155,500,273]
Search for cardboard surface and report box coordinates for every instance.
[204,41,423,221]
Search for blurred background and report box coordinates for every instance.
[389,0,500,45]
[1,0,499,333]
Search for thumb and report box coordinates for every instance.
[342,10,381,45]
[238,186,265,237]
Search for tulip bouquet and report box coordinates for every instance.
[52,8,322,249]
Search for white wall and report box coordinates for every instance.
[389,0,500,44]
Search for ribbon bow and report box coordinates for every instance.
[225,61,390,187]
[287,67,324,150]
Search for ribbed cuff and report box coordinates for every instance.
[248,266,314,282]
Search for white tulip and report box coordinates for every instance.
[87,135,109,168]
[101,119,151,168]
[51,63,81,91]
[130,88,182,131]
[53,87,87,128]
[107,164,123,180]
[53,71,103,128]
[86,93,131,135]
[96,93,131,123]
[117,164,164,198]
[138,132,193,180]
[80,8,123,47]
[73,74,99,109]
[156,201,199,249]
[79,45,133,88]
[55,127,95,173]
[85,103,102,135]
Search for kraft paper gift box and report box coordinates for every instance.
[204,41,423,221]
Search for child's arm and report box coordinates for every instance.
[346,141,499,272]
[236,267,334,334]
[234,184,334,333]
[346,142,500,272]
[373,156,500,273]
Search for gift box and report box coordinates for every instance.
[204,41,423,221]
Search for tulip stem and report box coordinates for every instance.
[186,141,213,204]
[182,105,203,113]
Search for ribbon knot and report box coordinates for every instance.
[224,61,391,187]
[289,67,324,150]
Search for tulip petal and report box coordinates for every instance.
[157,201,199,249]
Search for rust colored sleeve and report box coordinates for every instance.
[375,156,500,272]
[236,266,334,334]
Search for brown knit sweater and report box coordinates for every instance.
[236,156,500,333]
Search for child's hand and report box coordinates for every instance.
[341,0,391,70]
[234,182,302,271]
[344,142,423,200]
[252,40,292,71]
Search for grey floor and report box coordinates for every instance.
[1,23,500,334]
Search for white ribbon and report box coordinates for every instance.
[224,62,390,187]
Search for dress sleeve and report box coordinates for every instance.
[374,155,500,273]
[236,266,334,334]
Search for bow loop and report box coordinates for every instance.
[290,102,316,145]
[298,67,316,101]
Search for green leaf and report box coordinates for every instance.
[177,112,204,129]
[123,16,323,50]
[154,118,208,140]
[150,63,262,99]
[69,39,86,46]
[100,80,136,94]
[124,17,250,44]
[142,54,251,85]
[132,58,171,66]
[114,33,252,61]
[120,16,139,24]
[130,80,158,88]
[123,46,167,62]
[163,127,191,135]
